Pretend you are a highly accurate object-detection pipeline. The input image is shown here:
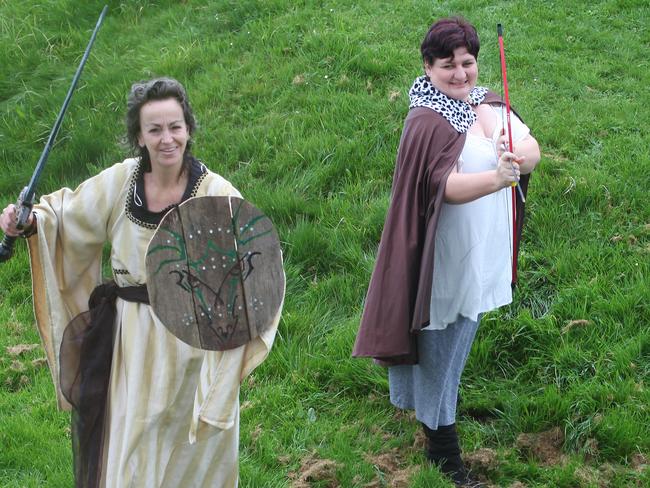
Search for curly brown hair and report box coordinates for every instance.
[125,77,197,172]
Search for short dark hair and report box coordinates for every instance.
[420,17,480,66]
[125,77,197,172]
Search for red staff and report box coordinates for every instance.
[497,23,524,283]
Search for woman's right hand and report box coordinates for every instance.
[496,151,524,189]
[1,204,34,236]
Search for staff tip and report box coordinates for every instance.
[497,24,503,36]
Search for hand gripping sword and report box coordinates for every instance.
[0,5,108,263]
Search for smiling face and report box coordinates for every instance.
[137,98,189,172]
[424,47,478,101]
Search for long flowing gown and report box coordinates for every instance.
[27,158,281,487]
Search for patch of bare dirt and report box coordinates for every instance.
[392,409,416,423]
[366,451,399,473]
[277,455,291,465]
[289,452,340,488]
[516,427,567,466]
[464,448,499,475]
[364,448,419,488]
[10,360,26,372]
[31,357,48,368]
[250,424,262,443]
[575,466,599,486]
[630,453,648,473]
[387,465,419,488]
[581,437,599,462]
[412,427,427,451]
[597,463,619,487]
[6,343,40,356]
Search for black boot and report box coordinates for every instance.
[422,423,484,487]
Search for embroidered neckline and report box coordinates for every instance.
[408,75,488,133]
[125,157,208,229]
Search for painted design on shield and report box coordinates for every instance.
[145,196,284,351]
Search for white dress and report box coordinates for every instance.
[426,106,530,330]
[27,158,281,487]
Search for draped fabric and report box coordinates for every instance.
[27,158,282,487]
[353,92,530,365]
[60,282,149,488]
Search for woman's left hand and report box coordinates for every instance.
[496,151,524,188]
[496,131,541,175]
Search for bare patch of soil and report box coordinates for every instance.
[31,357,47,368]
[464,448,499,474]
[630,453,648,473]
[574,466,599,486]
[10,360,26,372]
[250,424,262,443]
[412,427,427,451]
[290,452,340,488]
[364,448,420,487]
[6,343,40,356]
[516,427,567,466]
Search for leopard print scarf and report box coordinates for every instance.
[408,75,488,133]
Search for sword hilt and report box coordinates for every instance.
[0,235,17,262]
[0,188,34,263]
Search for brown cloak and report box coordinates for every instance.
[352,92,530,365]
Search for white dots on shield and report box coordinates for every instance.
[251,297,263,311]
[182,312,193,327]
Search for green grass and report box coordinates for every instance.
[1,0,649,486]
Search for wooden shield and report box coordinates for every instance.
[145,196,284,350]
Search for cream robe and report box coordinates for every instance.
[27,158,281,487]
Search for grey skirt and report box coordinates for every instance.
[388,316,480,430]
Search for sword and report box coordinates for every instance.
[0,5,108,263]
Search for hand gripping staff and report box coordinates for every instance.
[0,5,108,263]
[497,23,524,283]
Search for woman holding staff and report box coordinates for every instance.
[353,17,540,487]
[1,78,280,487]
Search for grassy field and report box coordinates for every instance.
[1,0,649,486]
